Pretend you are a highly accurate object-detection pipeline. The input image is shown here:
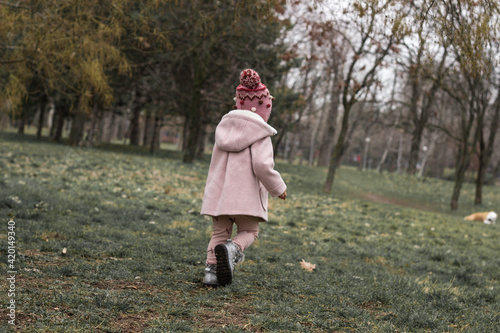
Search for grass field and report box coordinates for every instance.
[0,131,499,332]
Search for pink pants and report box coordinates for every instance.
[206,215,260,265]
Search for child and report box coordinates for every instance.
[200,69,287,287]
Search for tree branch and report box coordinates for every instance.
[427,122,461,142]
[0,1,30,10]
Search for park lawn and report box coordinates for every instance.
[0,132,499,332]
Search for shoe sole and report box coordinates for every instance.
[215,244,232,286]
[202,281,219,287]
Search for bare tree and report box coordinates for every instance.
[437,0,498,209]
[323,0,410,192]
[401,0,447,175]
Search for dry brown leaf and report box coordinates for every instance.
[300,259,316,272]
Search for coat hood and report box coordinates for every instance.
[215,110,277,152]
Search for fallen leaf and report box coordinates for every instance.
[300,259,316,272]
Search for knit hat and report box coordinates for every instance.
[234,69,274,122]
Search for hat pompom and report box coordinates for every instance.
[235,68,272,122]
[240,69,261,90]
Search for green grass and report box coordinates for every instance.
[0,131,499,332]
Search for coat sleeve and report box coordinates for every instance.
[250,137,287,197]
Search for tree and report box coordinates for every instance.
[398,0,449,175]
[474,81,500,204]
[437,0,499,209]
[323,0,410,193]
[316,33,346,167]
[162,1,288,163]
[0,1,168,146]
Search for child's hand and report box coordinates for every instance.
[279,190,287,201]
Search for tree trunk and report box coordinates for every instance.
[129,91,142,146]
[17,110,26,134]
[407,75,422,175]
[377,131,394,173]
[143,111,153,147]
[317,92,339,167]
[46,103,54,133]
[377,75,398,173]
[183,59,203,164]
[451,151,470,210]
[450,114,478,210]
[310,88,329,166]
[451,133,475,210]
[36,98,47,140]
[117,114,127,141]
[179,116,189,151]
[318,44,342,167]
[272,127,286,157]
[475,95,500,204]
[86,101,99,147]
[408,47,447,175]
[323,135,345,193]
[99,110,110,143]
[397,133,404,173]
[69,110,86,146]
[197,122,208,158]
[418,136,436,177]
[323,104,350,192]
[53,107,66,142]
[0,112,8,130]
[150,109,163,154]
[49,106,57,138]
[283,133,291,160]
[406,43,424,175]
[475,116,486,205]
[475,148,486,205]
[183,104,201,163]
[407,125,424,175]
[287,133,298,164]
[323,77,377,191]
[129,106,141,146]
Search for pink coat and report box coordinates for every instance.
[201,110,287,221]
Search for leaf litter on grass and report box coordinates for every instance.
[0,133,499,332]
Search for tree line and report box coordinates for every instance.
[1,0,499,210]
